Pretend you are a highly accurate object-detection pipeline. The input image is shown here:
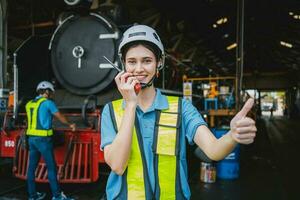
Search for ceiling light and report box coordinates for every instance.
[216,17,228,25]
[286,43,293,48]
[226,43,237,50]
[223,34,229,38]
[214,17,228,28]
[280,41,293,48]
[216,19,223,25]
[289,12,294,16]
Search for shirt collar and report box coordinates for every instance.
[153,89,169,110]
[121,89,169,111]
[35,95,43,100]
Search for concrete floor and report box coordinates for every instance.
[189,116,299,200]
[1,116,299,200]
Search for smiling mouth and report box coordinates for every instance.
[132,75,147,81]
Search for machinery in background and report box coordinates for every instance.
[183,75,236,128]
[0,10,120,184]
[183,75,241,181]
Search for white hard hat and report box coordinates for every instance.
[118,24,165,70]
[36,81,55,92]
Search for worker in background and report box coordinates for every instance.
[270,106,274,119]
[26,81,76,200]
[101,24,257,200]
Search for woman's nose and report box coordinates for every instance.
[134,62,143,72]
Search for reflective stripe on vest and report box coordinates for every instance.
[111,99,150,200]
[110,96,182,200]
[26,97,53,137]
[153,96,181,200]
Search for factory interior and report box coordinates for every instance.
[0,0,300,199]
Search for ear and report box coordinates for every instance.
[156,69,160,78]
[157,58,163,68]
[45,89,51,96]
[158,62,162,68]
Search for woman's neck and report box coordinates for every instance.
[137,86,156,111]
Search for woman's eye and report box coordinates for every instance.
[144,59,152,64]
[128,60,136,65]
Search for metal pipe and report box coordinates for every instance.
[0,0,7,88]
[185,76,236,82]
[12,35,32,119]
[236,0,245,110]
[13,53,18,119]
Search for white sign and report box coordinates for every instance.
[183,82,192,101]
[4,140,15,148]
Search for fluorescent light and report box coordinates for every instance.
[216,17,228,25]
[286,43,292,48]
[226,43,237,50]
[280,41,293,48]
[223,34,229,38]
[214,17,228,28]
[217,19,223,25]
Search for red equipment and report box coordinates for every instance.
[1,107,105,183]
[0,12,120,184]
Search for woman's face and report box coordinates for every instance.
[125,44,158,85]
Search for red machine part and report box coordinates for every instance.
[1,130,19,157]
[0,111,105,183]
[14,131,104,183]
[1,111,21,158]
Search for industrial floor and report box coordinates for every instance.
[1,115,299,200]
[189,116,300,200]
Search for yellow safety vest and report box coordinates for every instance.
[26,97,53,137]
[109,96,184,200]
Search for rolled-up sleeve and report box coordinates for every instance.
[100,104,117,150]
[182,99,208,145]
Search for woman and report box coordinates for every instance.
[101,24,256,200]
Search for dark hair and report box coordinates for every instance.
[37,89,52,95]
[121,41,161,62]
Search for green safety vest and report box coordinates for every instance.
[26,97,53,137]
[109,96,185,200]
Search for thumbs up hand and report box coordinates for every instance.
[230,98,257,144]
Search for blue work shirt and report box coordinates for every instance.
[35,96,58,130]
[100,89,207,200]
